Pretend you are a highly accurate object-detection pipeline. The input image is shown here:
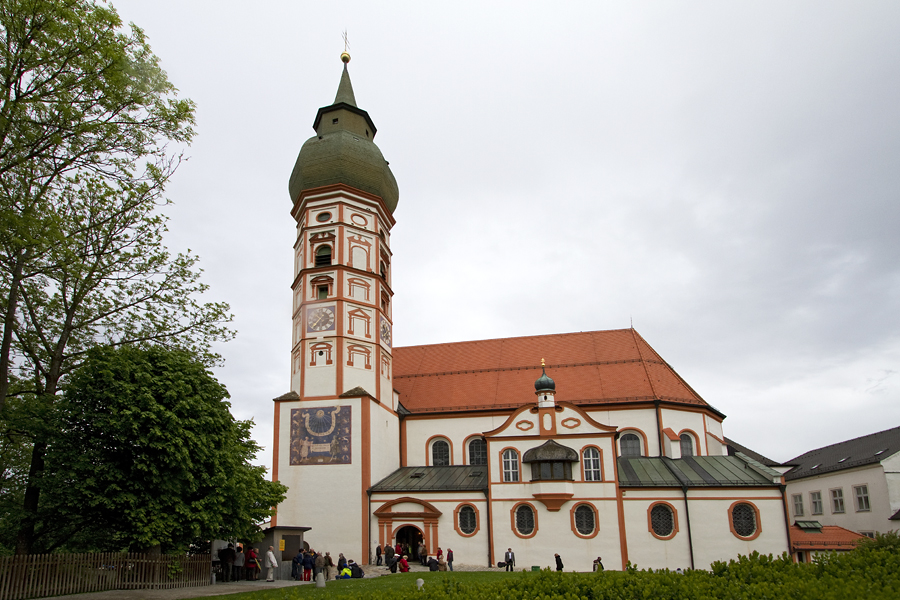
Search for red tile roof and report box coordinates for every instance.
[393,329,712,414]
[790,525,865,551]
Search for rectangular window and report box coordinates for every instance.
[792,494,804,517]
[855,485,871,511]
[317,285,328,299]
[861,531,876,539]
[810,491,823,515]
[831,488,845,513]
[502,450,519,482]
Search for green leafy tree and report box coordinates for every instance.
[35,345,285,553]
[0,0,196,413]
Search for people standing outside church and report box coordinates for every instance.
[302,550,314,581]
[399,555,409,572]
[233,546,244,582]
[593,556,604,572]
[384,543,395,566]
[376,543,382,565]
[555,553,564,571]
[315,551,325,579]
[447,548,454,571]
[246,547,259,580]
[325,552,335,580]
[504,548,515,571]
[265,546,278,582]
[219,543,235,582]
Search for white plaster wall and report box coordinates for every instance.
[623,496,692,570]
[688,494,788,569]
[705,416,727,455]
[276,398,364,558]
[405,415,510,466]
[489,499,624,572]
[586,408,660,456]
[659,409,707,455]
[379,354,392,404]
[304,339,336,397]
[785,464,892,534]
[370,403,400,485]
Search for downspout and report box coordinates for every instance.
[367,488,372,565]
[779,483,793,560]
[654,399,663,457]
[681,485,695,570]
[483,486,493,568]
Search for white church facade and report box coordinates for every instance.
[267,54,791,571]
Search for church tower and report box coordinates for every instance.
[271,53,401,563]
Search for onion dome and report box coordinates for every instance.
[288,55,399,213]
[534,363,556,393]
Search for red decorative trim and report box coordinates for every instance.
[728,500,762,541]
[560,417,581,429]
[510,502,539,539]
[516,420,534,431]
[453,503,481,537]
[463,434,485,465]
[677,429,700,455]
[533,493,573,512]
[570,502,599,539]
[647,501,679,540]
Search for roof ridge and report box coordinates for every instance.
[394,357,652,379]
[394,328,636,351]
[631,328,708,406]
[786,425,900,462]
[631,328,661,400]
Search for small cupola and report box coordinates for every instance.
[534,359,556,407]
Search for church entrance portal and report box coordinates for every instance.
[395,525,423,554]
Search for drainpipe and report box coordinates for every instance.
[779,483,793,559]
[681,485,695,570]
[484,486,493,567]
[367,489,372,565]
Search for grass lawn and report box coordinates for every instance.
[186,571,521,600]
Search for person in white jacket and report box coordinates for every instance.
[266,546,279,582]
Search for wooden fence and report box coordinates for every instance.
[0,552,212,600]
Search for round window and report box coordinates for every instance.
[316,212,331,222]
[650,504,675,537]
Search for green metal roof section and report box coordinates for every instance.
[334,64,357,106]
[370,466,488,493]
[618,456,776,487]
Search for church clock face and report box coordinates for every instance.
[307,307,336,332]
[380,319,391,346]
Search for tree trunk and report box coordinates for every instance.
[15,439,46,555]
[0,250,26,412]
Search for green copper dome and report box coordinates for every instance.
[288,63,399,213]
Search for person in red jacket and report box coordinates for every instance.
[399,555,410,573]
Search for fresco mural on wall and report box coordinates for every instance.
[290,406,352,465]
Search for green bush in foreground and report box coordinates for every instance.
[194,542,900,600]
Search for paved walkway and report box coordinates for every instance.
[31,563,484,600]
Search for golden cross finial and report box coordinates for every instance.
[541,358,545,367]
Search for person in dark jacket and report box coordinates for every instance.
[428,557,439,571]
[376,544,382,565]
[291,550,303,580]
[302,551,315,581]
[555,553,564,571]
[388,554,399,573]
[447,548,454,572]
[337,553,347,572]
[349,560,364,578]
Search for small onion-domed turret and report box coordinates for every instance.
[534,361,556,393]
[288,55,399,213]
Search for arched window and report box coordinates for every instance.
[574,504,596,536]
[457,505,477,535]
[620,433,642,457]
[680,433,694,456]
[650,503,675,538]
[468,438,487,465]
[731,503,757,537]
[431,439,450,466]
[502,449,519,482]
[515,504,535,535]
[315,245,332,267]
[583,447,602,481]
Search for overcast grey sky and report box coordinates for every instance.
[111,0,900,470]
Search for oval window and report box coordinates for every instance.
[458,505,477,535]
[515,504,535,535]
[650,504,675,537]
[732,503,756,537]
[574,504,595,536]
[316,212,331,222]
